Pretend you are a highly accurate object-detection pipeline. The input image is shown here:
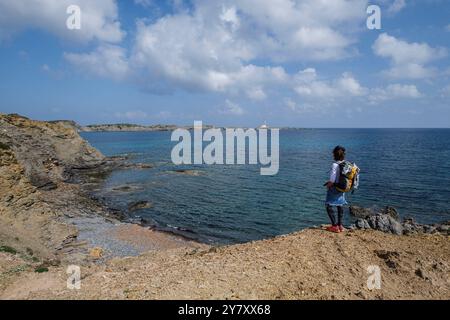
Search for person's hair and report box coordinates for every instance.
[333,145,346,161]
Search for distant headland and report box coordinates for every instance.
[79,123,305,132]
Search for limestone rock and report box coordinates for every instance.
[90,247,104,259]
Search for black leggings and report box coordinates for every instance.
[326,205,344,226]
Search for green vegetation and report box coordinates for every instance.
[0,141,10,150]
[34,267,49,273]
[0,245,17,255]
[1,265,29,277]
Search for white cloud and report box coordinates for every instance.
[134,0,186,11]
[114,110,149,120]
[41,64,51,73]
[284,98,315,114]
[383,63,437,79]
[25,0,430,110]
[387,0,406,14]
[294,69,366,99]
[64,45,129,80]
[134,0,152,7]
[220,6,240,31]
[79,0,365,96]
[40,63,64,79]
[387,84,422,98]
[0,0,124,43]
[219,100,245,116]
[376,0,406,15]
[283,69,426,115]
[230,0,368,61]
[290,68,422,107]
[246,87,267,101]
[337,72,367,96]
[129,15,291,95]
[374,34,442,65]
[373,33,447,79]
[441,85,450,97]
[446,24,450,32]
[369,84,422,103]
[285,98,297,111]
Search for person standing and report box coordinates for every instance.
[325,146,348,233]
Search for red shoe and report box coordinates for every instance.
[326,225,340,233]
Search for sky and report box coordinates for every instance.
[0,0,449,128]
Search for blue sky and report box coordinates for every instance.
[0,0,449,127]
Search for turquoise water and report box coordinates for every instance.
[81,129,450,244]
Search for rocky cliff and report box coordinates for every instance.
[0,113,199,275]
[1,114,105,187]
[0,114,106,261]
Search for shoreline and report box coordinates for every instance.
[1,113,449,300]
[0,113,205,265]
[61,150,209,259]
[76,160,214,247]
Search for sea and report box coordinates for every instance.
[81,129,450,244]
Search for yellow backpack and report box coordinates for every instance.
[335,161,360,193]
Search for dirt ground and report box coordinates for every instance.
[1,228,448,300]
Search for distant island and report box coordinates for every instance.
[79,123,306,132]
[79,123,180,132]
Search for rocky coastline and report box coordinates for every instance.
[349,206,449,236]
[0,114,202,264]
[0,113,448,300]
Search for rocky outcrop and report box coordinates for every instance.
[0,113,105,189]
[0,114,109,262]
[349,206,449,236]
